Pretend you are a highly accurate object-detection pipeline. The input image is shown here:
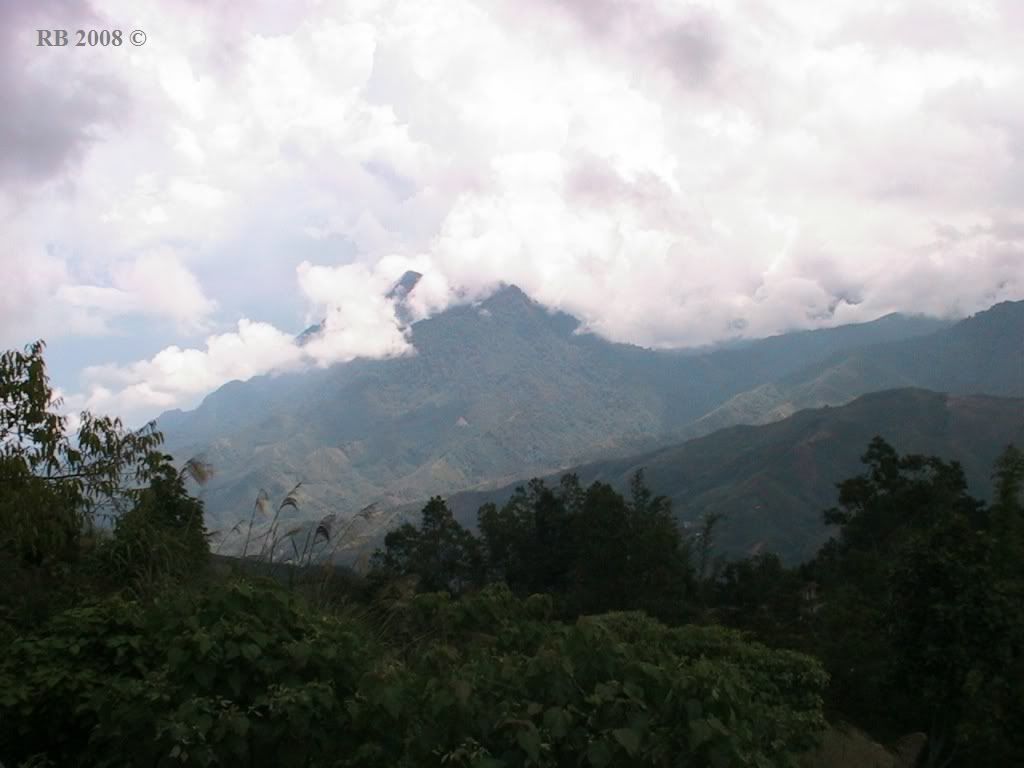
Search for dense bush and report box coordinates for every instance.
[0,581,828,767]
[0,580,373,767]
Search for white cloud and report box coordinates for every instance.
[52,251,217,334]
[1,0,1022,422]
[68,325,297,426]
[69,262,415,425]
[296,260,413,365]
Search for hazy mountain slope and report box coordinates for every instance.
[694,300,1023,436]
[440,389,1024,563]
[157,283,954,531]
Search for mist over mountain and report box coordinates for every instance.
[158,283,966,532]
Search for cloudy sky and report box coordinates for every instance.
[2,0,1022,426]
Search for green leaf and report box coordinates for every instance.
[453,678,472,705]
[613,727,641,756]
[241,643,262,661]
[587,741,612,767]
[543,706,569,740]
[690,719,714,747]
[516,722,542,760]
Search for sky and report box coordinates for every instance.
[2,0,1022,427]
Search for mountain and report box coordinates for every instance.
[157,282,992,536]
[438,389,1024,563]
[694,300,1024,436]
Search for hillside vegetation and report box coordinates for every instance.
[1,341,828,767]
[2,340,1022,766]
[441,388,1024,561]
[157,286,977,535]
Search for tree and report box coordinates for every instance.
[809,438,1024,765]
[0,340,166,564]
[478,472,693,621]
[101,453,211,592]
[478,477,576,596]
[991,444,1024,561]
[710,552,803,646]
[885,444,1024,767]
[372,496,482,595]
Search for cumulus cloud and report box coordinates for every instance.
[74,319,305,418]
[54,251,217,333]
[68,261,416,425]
[296,261,413,365]
[1,0,1022,422]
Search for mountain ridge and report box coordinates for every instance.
[435,388,1024,562]
[156,284,1019,537]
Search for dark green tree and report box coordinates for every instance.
[372,496,482,595]
[101,453,211,592]
[478,472,693,621]
[710,552,804,646]
[478,477,576,595]
[808,438,1024,765]
[0,340,166,565]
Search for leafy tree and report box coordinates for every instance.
[709,552,804,646]
[807,438,983,737]
[991,444,1024,560]
[477,473,693,621]
[0,579,373,767]
[478,477,576,596]
[99,453,212,593]
[885,444,1024,766]
[372,496,483,595]
[0,340,165,565]
[569,475,692,619]
[805,438,1024,765]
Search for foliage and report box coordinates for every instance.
[372,473,694,622]
[475,473,694,621]
[371,496,484,595]
[807,438,1024,766]
[97,452,211,594]
[0,579,372,767]
[0,340,166,564]
[697,438,1024,765]
[708,552,805,646]
[0,580,828,768]
[353,585,828,768]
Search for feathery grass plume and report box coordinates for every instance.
[297,512,335,566]
[210,518,246,554]
[178,456,213,486]
[268,523,305,564]
[314,513,336,544]
[241,488,271,559]
[260,482,303,563]
[309,504,403,605]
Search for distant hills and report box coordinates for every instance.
[157,282,1022,553]
[439,388,1024,562]
[694,299,1024,436]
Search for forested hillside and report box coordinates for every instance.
[156,284,976,536]
[439,388,1024,561]
[3,341,1022,767]
[693,299,1024,435]
[0,341,829,767]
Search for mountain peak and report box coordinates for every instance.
[387,270,423,301]
[480,283,536,310]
